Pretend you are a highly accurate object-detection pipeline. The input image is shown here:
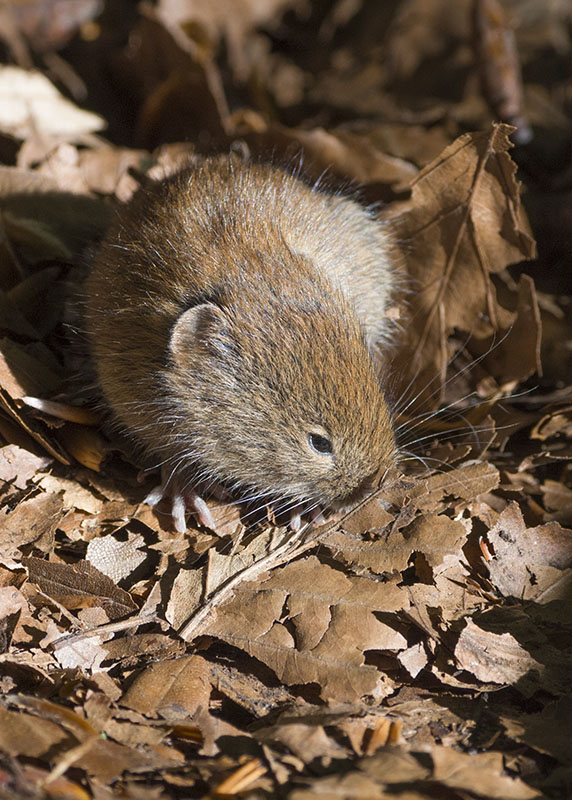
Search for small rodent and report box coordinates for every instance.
[85,157,397,531]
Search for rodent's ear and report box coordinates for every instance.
[169,302,227,363]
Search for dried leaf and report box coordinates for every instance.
[455,617,543,685]
[86,533,147,583]
[429,745,539,799]
[486,502,572,601]
[0,66,104,139]
[0,491,63,563]
[121,654,211,718]
[0,443,51,489]
[502,697,572,765]
[23,557,137,619]
[38,474,103,515]
[388,124,536,404]
[0,706,69,757]
[202,556,404,703]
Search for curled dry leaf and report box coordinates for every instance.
[473,0,532,143]
[387,123,536,406]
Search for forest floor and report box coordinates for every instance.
[0,1,571,798]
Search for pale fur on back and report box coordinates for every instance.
[85,157,397,510]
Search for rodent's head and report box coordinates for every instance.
[163,251,396,515]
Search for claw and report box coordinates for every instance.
[143,467,216,531]
[289,503,326,530]
[144,485,166,506]
[290,507,302,531]
[309,507,326,524]
[171,492,187,533]
[189,492,216,529]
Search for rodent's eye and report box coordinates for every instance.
[309,433,333,455]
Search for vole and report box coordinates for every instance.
[85,157,397,532]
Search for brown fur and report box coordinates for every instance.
[85,157,396,512]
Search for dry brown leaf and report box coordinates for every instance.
[0,389,70,465]
[54,631,110,672]
[454,617,544,685]
[103,632,184,666]
[0,443,51,490]
[121,654,211,718]
[23,557,137,618]
[472,273,542,386]
[243,123,419,191]
[292,747,429,799]
[165,527,278,629]
[388,123,536,405]
[0,165,110,266]
[412,461,501,510]
[501,697,572,765]
[201,556,404,703]
[258,722,349,763]
[486,502,572,601]
[0,338,62,398]
[321,464,496,579]
[541,479,572,512]
[16,765,92,800]
[68,736,181,783]
[324,515,467,576]
[210,660,295,717]
[429,745,539,799]
[37,474,102,515]
[0,491,63,564]
[0,585,38,653]
[0,706,70,758]
[347,744,540,799]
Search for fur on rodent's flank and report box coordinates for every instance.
[85,156,398,530]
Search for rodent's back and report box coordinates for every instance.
[85,158,397,511]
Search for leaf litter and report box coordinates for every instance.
[0,1,571,798]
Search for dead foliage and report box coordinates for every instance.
[0,1,570,798]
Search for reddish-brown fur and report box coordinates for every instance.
[85,157,396,516]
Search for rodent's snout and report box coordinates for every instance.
[329,462,392,512]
